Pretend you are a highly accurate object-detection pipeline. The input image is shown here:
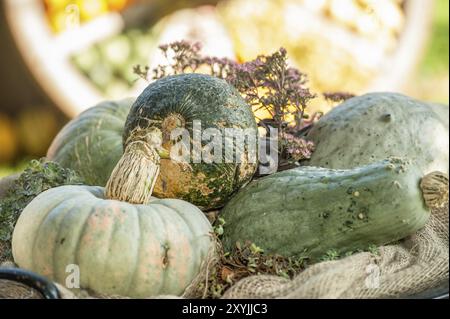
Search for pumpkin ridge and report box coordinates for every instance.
[50,114,123,146]
[50,137,84,163]
[138,203,167,294]
[72,196,101,290]
[29,189,77,273]
[73,190,116,289]
[160,201,202,294]
[57,135,120,169]
[156,200,204,278]
[32,195,78,277]
[52,197,91,283]
[96,199,128,294]
[124,205,142,296]
[156,200,198,240]
[62,195,99,284]
[150,203,174,294]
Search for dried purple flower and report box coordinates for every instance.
[134,40,318,163]
[133,65,149,81]
[279,132,315,162]
[323,92,356,103]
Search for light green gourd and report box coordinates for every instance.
[221,158,431,259]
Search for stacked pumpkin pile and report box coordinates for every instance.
[1,72,449,298]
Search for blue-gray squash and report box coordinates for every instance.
[221,158,434,259]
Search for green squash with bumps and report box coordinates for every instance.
[221,158,431,259]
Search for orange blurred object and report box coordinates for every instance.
[44,0,133,32]
[16,108,60,156]
[0,114,18,163]
[107,0,131,11]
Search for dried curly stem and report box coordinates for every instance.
[105,141,160,204]
[105,128,169,204]
[420,171,449,209]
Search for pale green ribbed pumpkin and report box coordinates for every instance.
[12,185,214,298]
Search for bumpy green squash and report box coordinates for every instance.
[221,158,431,259]
[106,73,258,210]
[306,93,449,174]
[12,185,214,298]
[47,99,132,186]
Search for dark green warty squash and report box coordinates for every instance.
[106,73,258,209]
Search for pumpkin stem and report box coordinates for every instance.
[420,171,449,209]
[105,128,166,204]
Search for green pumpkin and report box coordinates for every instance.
[306,93,449,174]
[47,99,133,186]
[221,158,433,260]
[106,73,258,209]
[12,185,215,298]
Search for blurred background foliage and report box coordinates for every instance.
[420,0,448,74]
[411,0,449,102]
[0,0,448,177]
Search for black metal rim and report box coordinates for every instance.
[0,267,60,299]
